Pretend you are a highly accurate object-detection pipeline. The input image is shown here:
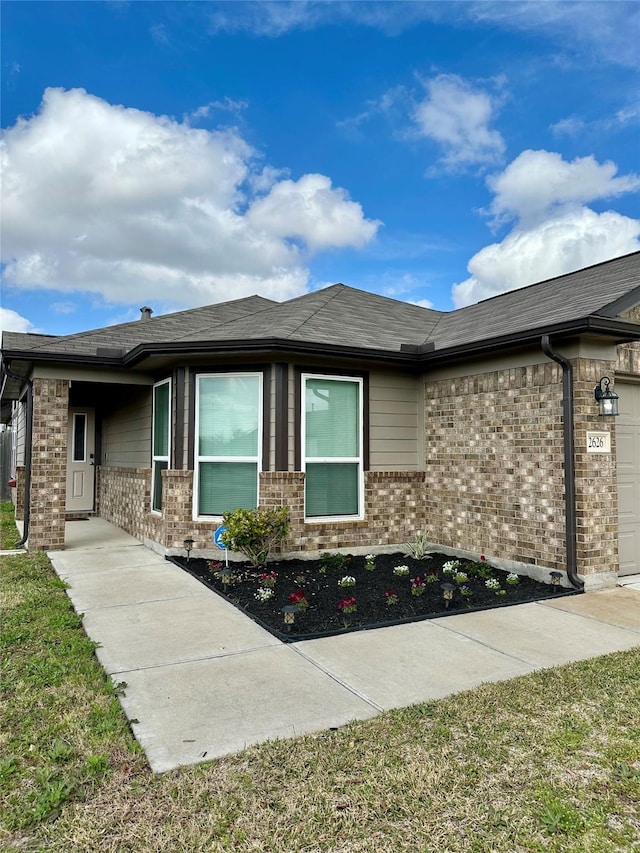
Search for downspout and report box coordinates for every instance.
[541,335,583,589]
[1,364,33,549]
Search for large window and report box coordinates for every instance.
[303,374,363,519]
[151,379,171,513]
[195,373,262,517]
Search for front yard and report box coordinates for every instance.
[173,549,575,640]
[1,503,639,852]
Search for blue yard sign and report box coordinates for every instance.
[214,526,228,549]
[214,525,229,567]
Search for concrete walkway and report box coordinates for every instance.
[48,519,640,773]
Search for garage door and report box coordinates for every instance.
[617,380,640,575]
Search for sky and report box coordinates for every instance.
[1,1,639,338]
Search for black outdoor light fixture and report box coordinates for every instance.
[183,537,195,562]
[219,568,233,590]
[549,571,563,590]
[441,582,455,609]
[282,605,297,631]
[594,376,619,417]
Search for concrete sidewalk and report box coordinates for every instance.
[48,523,640,773]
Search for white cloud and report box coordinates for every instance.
[204,1,639,67]
[412,75,505,171]
[247,174,380,251]
[1,87,379,309]
[0,307,36,335]
[488,150,640,228]
[453,150,640,307]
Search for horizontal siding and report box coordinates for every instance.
[102,388,152,468]
[286,368,420,472]
[369,371,419,471]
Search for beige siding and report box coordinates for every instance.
[14,400,27,468]
[102,387,152,468]
[369,371,419,470]
[287,367,419,471]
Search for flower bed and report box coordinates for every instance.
[169,550,579,642]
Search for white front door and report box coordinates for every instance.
[66,408,96,512]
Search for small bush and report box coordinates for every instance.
[221,507,290,568]
[319,552,350,572]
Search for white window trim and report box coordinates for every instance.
[302,372,364,523]
[151,378,171,515]
[193,372,263,522]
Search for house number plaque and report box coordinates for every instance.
[586,431,611,453]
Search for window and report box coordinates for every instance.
[152,379,171,513]
[195,373,262,517]
[72,413,87,462]
[303,374,363,519]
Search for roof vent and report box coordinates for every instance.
[140,306,153,321]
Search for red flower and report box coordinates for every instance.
[338,596,357,613]
[289,589,308,610]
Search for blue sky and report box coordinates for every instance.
[1,1,639,337]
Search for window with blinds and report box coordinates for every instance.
[303,375,363,519]
[195,373,262,517]
[151,379,171,513]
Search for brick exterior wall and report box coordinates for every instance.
[28,378,68,551]
[92,351,629,579]
[98,466,162,545]
[423,364,567,570]
[573,358,619,575]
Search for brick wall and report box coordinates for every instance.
[423,365,566,569]
[573,358,618,575]
[28,378,68,551]
[98,466,162,545]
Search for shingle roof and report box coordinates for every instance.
[427,251,640,350]
[1,252,639,365]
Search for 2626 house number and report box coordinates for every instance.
[586,431,611,453]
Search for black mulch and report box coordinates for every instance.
[168,551,579,642]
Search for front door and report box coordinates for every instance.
[66,408,95,512]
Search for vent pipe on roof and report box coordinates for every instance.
[140,306,153,321]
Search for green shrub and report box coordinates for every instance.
[319,552,350,572]
[221,507,290,568]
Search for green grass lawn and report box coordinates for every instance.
[1,502,639,852]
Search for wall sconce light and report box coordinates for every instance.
[183,537,195,562]
[282,605,297,631]
[594,377,619,417]
[441,582,455,609]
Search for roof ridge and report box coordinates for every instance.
[280,287,346,339]
[171,296,280,342]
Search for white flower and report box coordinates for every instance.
[338,575,356,587]
[254,587,274,602]
[365,554,375,561]
[442,560,462,573]
[393,565,410,576]
[455,571,468,584]
[485,578,501,590]
[506,572,520,585]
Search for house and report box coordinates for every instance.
[2,251,639,588]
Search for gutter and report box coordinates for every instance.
[0,363,33,548]
[541,336,583,589]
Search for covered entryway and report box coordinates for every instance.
[66,407,96,512]
[616,381,640,575]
